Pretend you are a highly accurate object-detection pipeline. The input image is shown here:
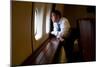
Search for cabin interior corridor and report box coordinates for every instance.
[12,1,96,66]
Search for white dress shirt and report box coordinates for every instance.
[51,17,70,39]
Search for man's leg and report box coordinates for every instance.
[63,38,74,63]
[53,41,62,63]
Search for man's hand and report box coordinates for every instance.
[60,37,64,42]
[51,31,58,36]
[49,33,56,38]
[57,37,64,42]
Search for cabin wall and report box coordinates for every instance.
[63,5,95,61]
[63,5,95,28]
[12,1,52,65]
[12,1,32,65]
[79,19,95,61]
[55,4,64,16]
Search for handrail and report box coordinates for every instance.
[21,37,60,65]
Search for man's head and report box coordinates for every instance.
[51,10,61,22]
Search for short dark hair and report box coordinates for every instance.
[51,10,61,18]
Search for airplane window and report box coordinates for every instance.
[34,8,42,40]
[46,8,51,33]
[34,8,38,36]
[34,4,51,40]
